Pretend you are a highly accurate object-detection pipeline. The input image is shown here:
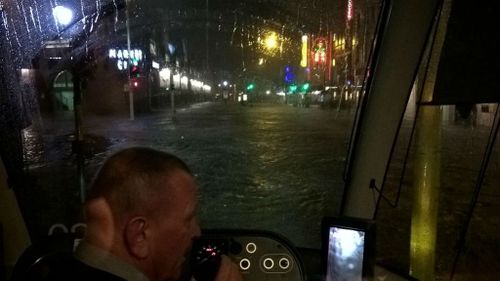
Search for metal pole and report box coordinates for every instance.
[336,86,344,112]
[205,0,209,72]
[170,76,176,116]
[72,72,85,203]
[148,74,152,111]
[410,105,441,281]
[125,0,134,120]
[171,89,175,116]
[410,1,451,280]
[73,74,83,144]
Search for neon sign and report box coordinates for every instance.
[108,48,144,71]
[301,35,308,68]
[312,38,327,64]
[347,0,353,22]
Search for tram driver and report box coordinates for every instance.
[73,147,242,281]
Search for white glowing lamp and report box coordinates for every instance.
[53,6,73,26]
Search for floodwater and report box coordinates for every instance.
[19,102,354,248]
[16,101,500,280]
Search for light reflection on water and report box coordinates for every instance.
[186,104,349,247]
[22,126,46,168]
[21,103,352,248]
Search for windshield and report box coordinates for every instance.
[1,0,382,249]
[2,1,500,281]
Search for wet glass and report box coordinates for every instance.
[3,1,500,280]
[1,0,382,249]
[376,100,500,280]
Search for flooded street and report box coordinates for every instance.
[20,102,354,248]
[15,101,500,280]
[2,0,498,279]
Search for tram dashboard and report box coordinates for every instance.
[11,227,416,281]
[11,229,307,281]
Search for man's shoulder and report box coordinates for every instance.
[67,256,127,281]
[31,253,127,281]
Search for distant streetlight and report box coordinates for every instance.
[264,32,278,51]
[53,6,73,26]
[223,81,228,87]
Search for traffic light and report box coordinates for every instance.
[246,83,255,91]
[289,84,298,93]
[130,65,141,78]
[301,82,310,92]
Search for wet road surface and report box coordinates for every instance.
[20,102,354,248]
[16,101,500,280]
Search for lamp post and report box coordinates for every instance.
[206,0,209,71]
[52,5,88,203]
[125,0,134,120]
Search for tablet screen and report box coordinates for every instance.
[322,217,375,281]
[326,226,365,281]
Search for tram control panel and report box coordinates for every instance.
[11,226,418,281]
[192,229,306,281]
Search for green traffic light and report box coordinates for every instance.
[246,83,255,91]
[301,83,310,92]
[289,85,298,92]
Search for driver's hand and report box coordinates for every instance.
[214,255,243,281]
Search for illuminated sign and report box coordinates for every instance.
[173,74,181,89]
[203,85,211,93]
[347,0,354,22]
[181,76,189,90]
[312,38,327,64]
[301,35,308,68]
[159,68,171,88]
[108,48,143,71]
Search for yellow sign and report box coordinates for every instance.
[301,35,308,67]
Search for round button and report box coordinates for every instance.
[239,258,251,271]
[246,242,257,254]
[263,258,274,270]
[279,257,290,270]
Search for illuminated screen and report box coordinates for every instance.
[326,227,365,281]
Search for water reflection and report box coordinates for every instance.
[18,102,355,247]
[22,126,46,168]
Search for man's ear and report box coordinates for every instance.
[124,217,149,259]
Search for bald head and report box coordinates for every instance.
[80,148,200,281]
[86,147,192,224]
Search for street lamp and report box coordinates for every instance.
[52,5,73,26]
[264,32,278,51]
[125,0,134,120]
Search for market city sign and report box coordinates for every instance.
[108,48,144,71]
